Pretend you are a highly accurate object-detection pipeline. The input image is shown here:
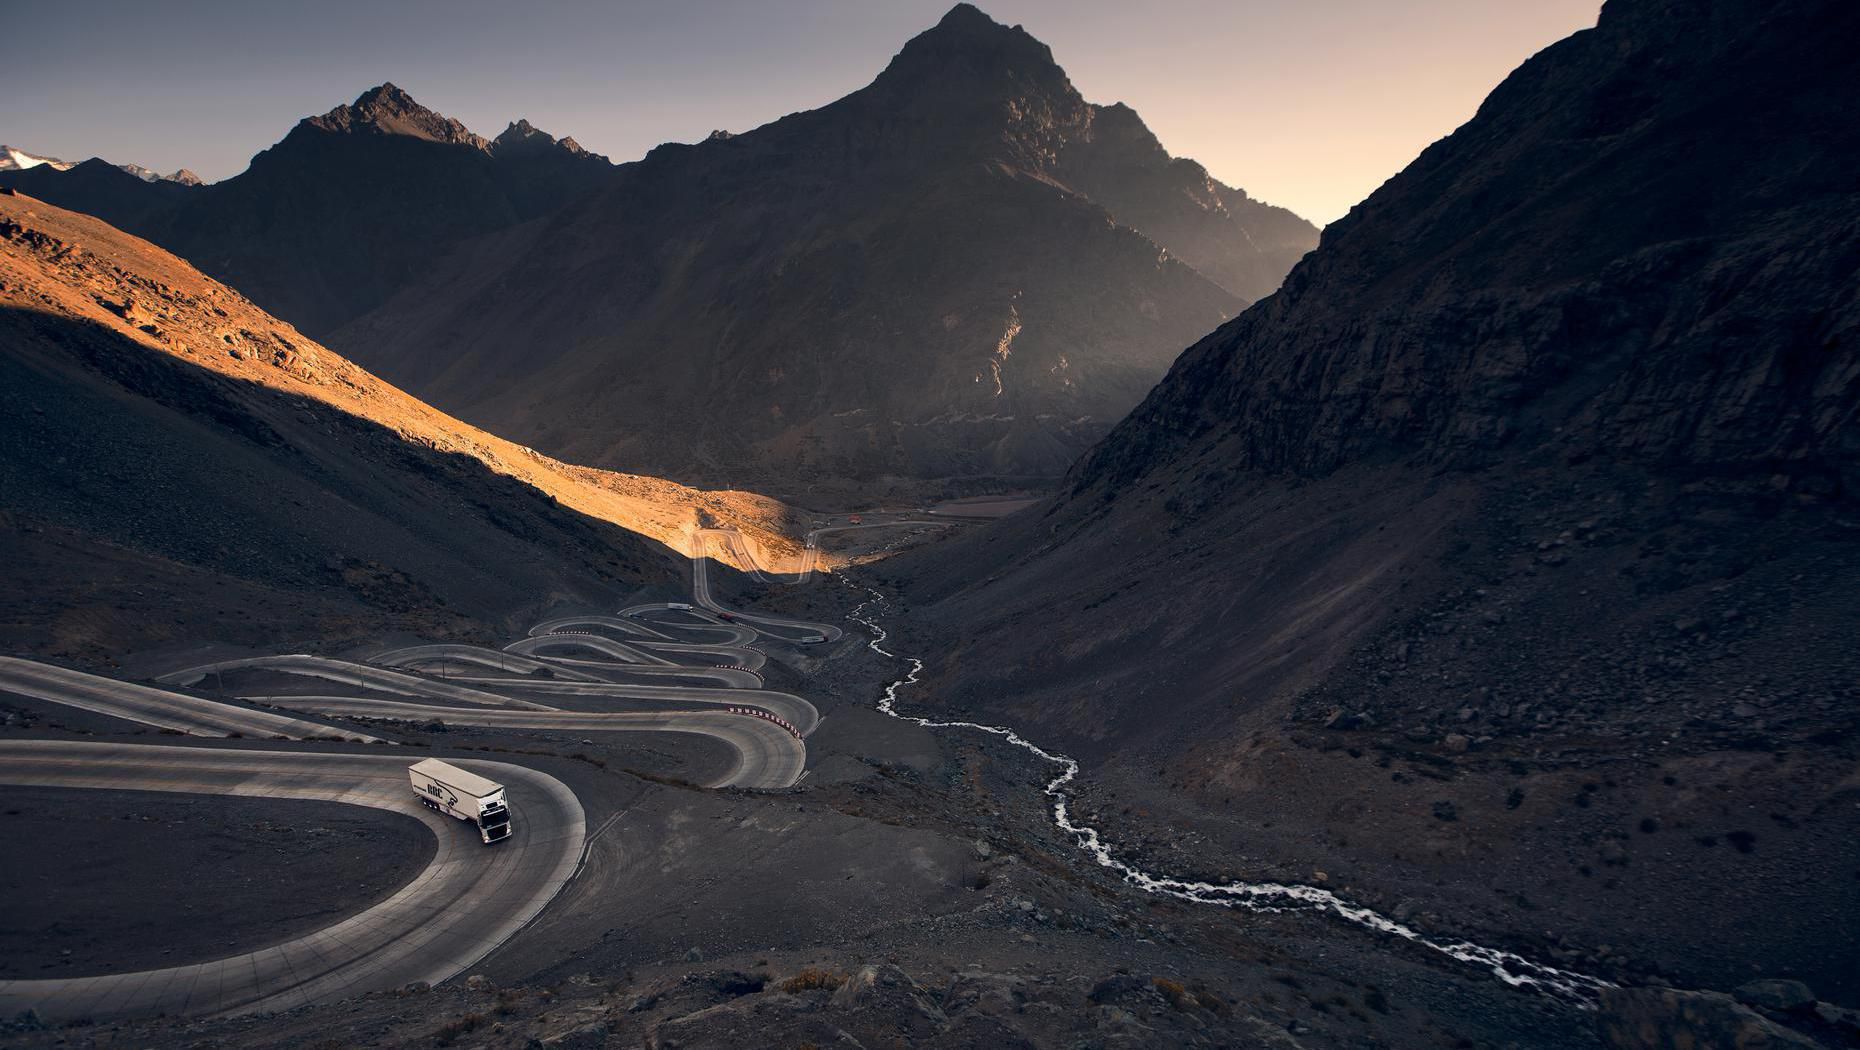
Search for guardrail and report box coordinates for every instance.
[719,664,765,682]
[726,705,801,739]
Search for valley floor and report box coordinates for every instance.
[0,519,1853,1049]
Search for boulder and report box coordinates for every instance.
[941,970,1028,1018]
[1087,974,1155,1006]
[1734,979,1816,1013]
[1597,988,1820,1049]
[830,964,946,1032]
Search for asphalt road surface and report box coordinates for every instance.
[430,677,817,736]
[0,657,378,742]
[372,644,610,682]
[252,697,805,789]
[615,606,760,647]
[0,740,584,1022]
[379,642,762,687]
[671,528,848,643]
[620,641,768,671]
[0,517,863,1021]
[158,655,553,710]
[506,632,678,666]
[530,615,674,640]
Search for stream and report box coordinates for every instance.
[844,581,1613,1008]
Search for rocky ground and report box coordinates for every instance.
[0,788,432,979]
[2,557,1858,1048]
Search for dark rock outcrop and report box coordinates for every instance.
[1736,979,1818,1014]
[1597,988,1821,1049]
[894,0,1860,1000]
[1075,0,1858,496]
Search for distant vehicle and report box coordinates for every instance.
[799,634,826,644]
[409,758,511,844]
[667,602,693,610]
[848,515,863,525]
[718,612,735,621]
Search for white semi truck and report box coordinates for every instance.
[408,758,512,844]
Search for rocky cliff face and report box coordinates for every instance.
[300,82,489,146]
[890,0,1860,1000]
[1078,0,1858,496]
[328,5,1317,484]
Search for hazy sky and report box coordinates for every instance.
[6,0,1601,225]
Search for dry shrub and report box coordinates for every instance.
[434,1012,485,1044]
[1153,977,1195,1011]
[1153,977,1227,1013]
[779,968,847,993]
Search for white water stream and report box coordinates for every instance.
[844,582,1613,1008]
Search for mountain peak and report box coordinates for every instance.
[355,82,417,110]
[874,3,1069,96]
[1,144,76,174]
[932,3,999,32]
[306,83,489,149]
[492,118,600,160]
[493,118,548,148]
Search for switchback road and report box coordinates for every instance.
[0,740,584,1021]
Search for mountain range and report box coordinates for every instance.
[333,6,1316,484]
[889,0,1859,1001]
[0,189,795,663]
[3,0,1858,1043]
[0,6,1318,486]
[1,143,199,185]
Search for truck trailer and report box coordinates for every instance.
[409,758,512,844]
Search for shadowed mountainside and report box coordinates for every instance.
[0,158,200,238]
[888,0,1859,999]
[327,5,1316,484]
[0,86,614,340]
[0,190,799,662]
[0,9,1316,488]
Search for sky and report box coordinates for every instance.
[5,0,1602,226]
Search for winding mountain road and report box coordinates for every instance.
[378,642,762,688]
[371,644,610,682]
[0,657,379,742]
[675,528,847,643]
[254,697,805,789]
[506,633,677,666]
[157,655,554,711]
[0,514,866,1022]
[530,615,674,640]
[428,677,817,736]
[0,740,584,1022]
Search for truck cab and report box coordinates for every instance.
[478,796,512,842]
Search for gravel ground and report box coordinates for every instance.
[0,787,433,978]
